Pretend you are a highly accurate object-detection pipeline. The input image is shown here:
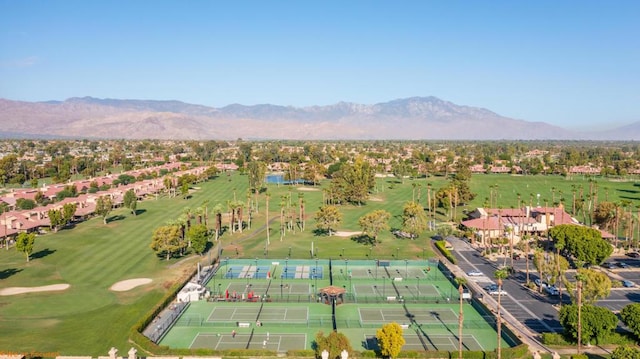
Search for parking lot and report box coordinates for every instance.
[449,237,640,335]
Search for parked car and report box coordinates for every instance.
[488,288,507,295]
[626,252,640,258]
[512,253,521,260]
[545,285,560,296]
[467,269,483,277]
[534,278,544,287]
[602,262,615,269]
[623,280,635,288]
[618,262,630,268]
[484,283,498,292]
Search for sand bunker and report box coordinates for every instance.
[110,278,153,292]
[0,284,70,296]
[297,187,320,191]
[334,231,362,237]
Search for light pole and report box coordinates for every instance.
[218,283,221,297]
[375,259,378,279]
[341,248,344,257]
[383,276,386,297]
[315,258,319,273]
[289,246,292,258]
[405,259,408,279]
[345,259,348,278]
[314,270,318,290]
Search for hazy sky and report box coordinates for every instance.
[1,0,638,129]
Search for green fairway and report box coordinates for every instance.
[1,170,636,355]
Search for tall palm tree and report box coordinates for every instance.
[494,268,508,359]
[456,277,467,359]
[575,272,586,354]
[211,204,223,241]
[265,192,271,246]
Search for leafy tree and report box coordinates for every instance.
[16,198,36,210]
[116,174,135,186]
[95,196,113,225]
[564,268,611,305]
[150,225,183,260]
[303,160,326,185]
[593,201,618,231]
[187,223,209,255]
[376,322,405,359]
[559,304,617,345]
[56,184,78,201]
[401,201,428,238]
[314,205,342,236]
[549,224,612,266]
[314,330,353,359]
[358,210,391,243]
[123,189,138,215]
[48,209,64,232]
[328,157,375,205]
[16,232,36,262]
[620,303,640,340]
[391,161,410,184]
[181,182,190,199]
[611,345,640,359]
[62,202,77,226]
[247,161,267,192]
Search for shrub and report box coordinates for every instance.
[541,332,570,345]
[434,240,457,264]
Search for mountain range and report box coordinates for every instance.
[0,96,637,140]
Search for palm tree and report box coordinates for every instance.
[265,191,271,246]
[212,204,223,241]
[575,272,586,354]
[456,277,467,359]
[494,268,508,359]
[524,234,531,284]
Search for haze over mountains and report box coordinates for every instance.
[0,96,636,140]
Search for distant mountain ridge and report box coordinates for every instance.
[0,96,633,140]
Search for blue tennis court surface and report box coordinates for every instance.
[281,265,323,279]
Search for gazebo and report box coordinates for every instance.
[319,285,346,305]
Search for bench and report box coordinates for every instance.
[237,322,250,328]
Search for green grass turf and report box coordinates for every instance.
[2,171,636,354]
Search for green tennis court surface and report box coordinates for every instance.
[191,332,307,350]
[365,333,484,351]
[159,258,513,352]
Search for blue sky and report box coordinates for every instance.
[1,0,638,129]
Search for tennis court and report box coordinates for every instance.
[364,333,484,352]
[281,264,324,279]
[207,304,309,324]
[191,332,307,351]
[359,307,458,326]
[224,264,272,279]
[352,283,440,299]
[158,258,514,352]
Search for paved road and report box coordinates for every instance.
[450,238,563,334]
[450,237,640,336]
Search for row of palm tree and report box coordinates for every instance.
[454,268,508,359]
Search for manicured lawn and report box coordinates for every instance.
[1,171,637,355]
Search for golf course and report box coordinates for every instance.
[0,170,638,355]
